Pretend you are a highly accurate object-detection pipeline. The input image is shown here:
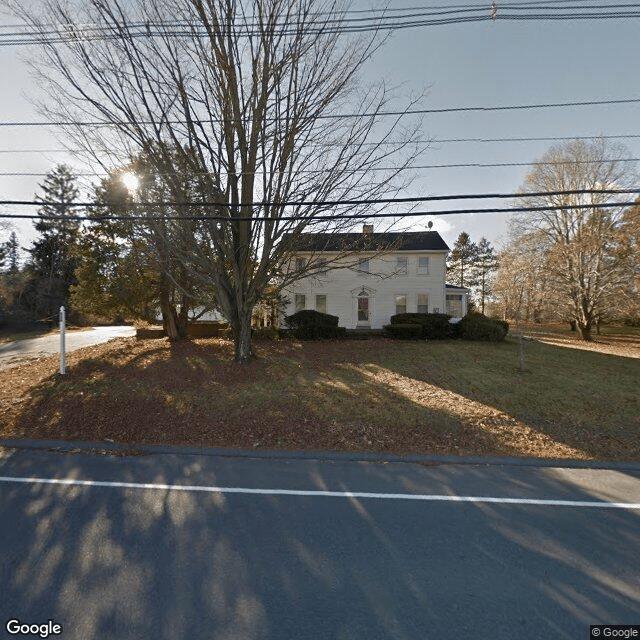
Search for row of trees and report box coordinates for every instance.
[0,160,220,335]
[491,139,640,340]
[3,136,639,348]
[1,0,638,354]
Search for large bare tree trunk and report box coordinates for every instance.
[159,284,179,340]
[231,308,254,364]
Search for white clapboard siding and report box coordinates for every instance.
[282,251,449,329]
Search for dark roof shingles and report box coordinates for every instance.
[288,231,449,252]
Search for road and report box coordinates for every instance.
[0,326,136,369]
[0,445,639,639]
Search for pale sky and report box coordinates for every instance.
[1,1,639,258]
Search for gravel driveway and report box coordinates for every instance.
[0,326,137,370]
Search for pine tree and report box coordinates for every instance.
[469,237,498,314]
[446,232,478,289]
[30,165,80,280]
[27,165,81,315]
[4,231,20,274]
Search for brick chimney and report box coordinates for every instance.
[362,224,374,235]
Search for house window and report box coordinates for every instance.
[395,256,407,275]
[295,257,306,272]
[295,294,306,312]
[417,257,429,275]
[315,295,327,314]
[395,294,407,315]
[358,258,370,273]
[446,294,463,317]
[417,293,428,314]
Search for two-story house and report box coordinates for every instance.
[281,225,469,329]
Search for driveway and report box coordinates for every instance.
[0,326,137,370]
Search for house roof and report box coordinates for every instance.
[445,283,470,291]
[286,230,450,252]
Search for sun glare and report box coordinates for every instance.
[121,172,139,192]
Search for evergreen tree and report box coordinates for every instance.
[446,232,478,289]
[30,165,80,281]
[71,145,211,335]
[469,237,498,314]
[4,231,20,274]
[27,165,81,316]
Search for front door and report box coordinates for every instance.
[357,294,370,326]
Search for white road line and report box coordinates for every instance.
[1,475,640,509]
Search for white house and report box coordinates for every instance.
[282,225,469,329]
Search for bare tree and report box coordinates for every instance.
[492,227,560,323]
[514,138,637,340]
[608,198,640,324]
[10,0,424,362]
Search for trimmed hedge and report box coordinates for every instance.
[457,312,509,342]
[284,309,345,340]
[384,311,508,342]
[389,312,455,339]
[285,309,339,327]
[383,323,423,340]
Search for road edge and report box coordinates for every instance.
[2,437,640,471]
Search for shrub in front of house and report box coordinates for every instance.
[389,312,455,339]
[284,309,346,340]
[383,323,423,340]
[457,312,509,342]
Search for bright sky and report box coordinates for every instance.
[1,1,639,257]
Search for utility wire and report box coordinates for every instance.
[0,98,639,125]
[0,188,637,209]
[0,3,640,46]
[0,201,636,222]
[2,4,640,45]
[1,157,639,178]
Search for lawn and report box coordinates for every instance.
[0,328,639,461]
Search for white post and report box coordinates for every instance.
[59,306,66,375]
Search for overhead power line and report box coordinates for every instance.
[0,201,636,222]
[1,98,639,127]
[1,157,639,179]
[0,188,637,211]
[2,3,640,46]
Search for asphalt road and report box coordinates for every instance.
[0,445,639,639]
[0,326,137,369]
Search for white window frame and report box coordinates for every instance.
[294,294,306,312]
[295,257,306,272]
[395,256,408,276]
[395,294,407,315]
[417,293,428,314]
[417,256,429,275]
[446,294,463,317]
[315,294,327,314]
[358,257,370,273]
